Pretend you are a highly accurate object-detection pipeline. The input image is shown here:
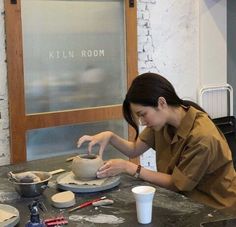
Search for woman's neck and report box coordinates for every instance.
[167,106,187,129]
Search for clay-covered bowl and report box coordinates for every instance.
[8,171,52,197]
[72,154,103,180]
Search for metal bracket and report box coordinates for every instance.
[129,0,134,8]
[11,0,17,4]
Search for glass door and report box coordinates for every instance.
[5,0,138,163]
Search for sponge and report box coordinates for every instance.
[51,191,76,208]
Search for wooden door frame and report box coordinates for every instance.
[4,0,138,164]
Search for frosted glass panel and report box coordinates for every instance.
[21,0,126,114]
[27,120,128,161]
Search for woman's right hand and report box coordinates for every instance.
[77,131,113,157]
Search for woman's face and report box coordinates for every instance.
[130,102,167,131]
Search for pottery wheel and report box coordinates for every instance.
[56,172,120,193]
[0,204,20,227]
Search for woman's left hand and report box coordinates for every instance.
[96,159,129,178]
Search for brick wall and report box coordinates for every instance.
[137,0,158,74]
[0,0,10,165]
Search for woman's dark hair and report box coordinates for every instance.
[122,72,206,140]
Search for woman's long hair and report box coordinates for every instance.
[123,72,206,140]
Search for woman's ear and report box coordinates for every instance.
[157,97,167,109]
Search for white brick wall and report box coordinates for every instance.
[0,0,10,166]
[138,0,158,74]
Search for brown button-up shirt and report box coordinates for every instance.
[139,106,236,209]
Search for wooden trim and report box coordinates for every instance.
[125,0,138,88]
[5,0,26,163]
[26,105,123,130]
[125,0,139,164]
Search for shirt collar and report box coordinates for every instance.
[163,106,203,144]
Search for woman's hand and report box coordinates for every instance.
[77,131,113,157]
[97,159,136,178]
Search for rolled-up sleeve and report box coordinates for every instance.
[172,166,197,191]
[172,139,215,191]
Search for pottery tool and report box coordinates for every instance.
[44,216,68,226]
[66,156,75,162]
[57,172,121,193]
[49,169,66,175]
[68,196,106,212]
[92,199,114,207]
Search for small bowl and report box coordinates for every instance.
[9,171,52,197]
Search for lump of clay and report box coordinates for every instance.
[8,171,41,183]
[72,154,103,180]
[51,191,75,208]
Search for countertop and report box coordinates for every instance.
[0,155,235,227]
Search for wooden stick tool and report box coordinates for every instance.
[68,196,106,213]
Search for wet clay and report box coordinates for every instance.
[58,172,107,186]
[72,154,103,180]
[69,214,125,224]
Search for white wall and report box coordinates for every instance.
[0,0,227,166]
[150,0,199,101]
[199,0,227,86]
[138,0,227,99]
[0,0,10,166]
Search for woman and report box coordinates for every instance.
[77,72,236,209]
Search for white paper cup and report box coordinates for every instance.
[132,185,156,224]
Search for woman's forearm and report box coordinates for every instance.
[125,161,178,191]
